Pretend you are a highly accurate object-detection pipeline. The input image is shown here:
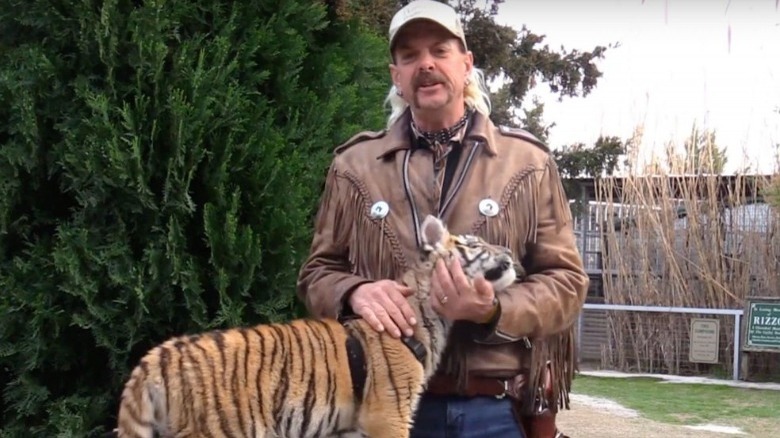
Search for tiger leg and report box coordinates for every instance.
[352,328,426,438]
[356,374,423,438]
[358,415,412,438]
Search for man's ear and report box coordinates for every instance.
[389,63,400,88]
[464,50,474,78]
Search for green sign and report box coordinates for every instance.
[744,297,780,352]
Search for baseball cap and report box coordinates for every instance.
[388,0,468,52]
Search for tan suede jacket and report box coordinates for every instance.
[297,109,588,377]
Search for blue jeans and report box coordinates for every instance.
[410,394,526,438]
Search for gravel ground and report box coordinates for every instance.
[556,370,780,437]
[555,394,754,438]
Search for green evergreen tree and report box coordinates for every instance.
[0,0,389,435]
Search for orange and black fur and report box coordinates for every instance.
[113,215,519,438]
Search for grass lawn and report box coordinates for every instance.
[571,374,780,436]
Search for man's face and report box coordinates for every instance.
[389,20,473,116]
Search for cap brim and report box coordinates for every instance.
[389,18,467,53]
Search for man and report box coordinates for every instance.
[297,1,588,437]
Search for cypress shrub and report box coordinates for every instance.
[0,0,389,435]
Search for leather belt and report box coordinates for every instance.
[425,373,518,399]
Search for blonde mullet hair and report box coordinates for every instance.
[384,67,492,128]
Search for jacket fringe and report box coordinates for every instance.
[472,165,538,255]
[442,159,577,413]
[520,324,577,414]
[321,165,407,281]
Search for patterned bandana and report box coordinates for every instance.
[411,107,473,147]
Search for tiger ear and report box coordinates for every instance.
[421,215,448,248]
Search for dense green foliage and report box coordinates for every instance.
[0,0,389,435]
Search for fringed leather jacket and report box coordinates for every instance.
[297,108,588,412]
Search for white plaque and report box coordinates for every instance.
[689,318,720,364]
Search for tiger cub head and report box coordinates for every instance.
[419,215,519,291]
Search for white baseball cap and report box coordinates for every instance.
[388,0,468,52]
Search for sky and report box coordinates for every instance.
[494,0,780,174]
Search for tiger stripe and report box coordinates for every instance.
[300,323,317,435]
[113,215,519,438]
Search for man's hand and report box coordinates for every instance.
[349,280,417,338]
[429,258,497,323]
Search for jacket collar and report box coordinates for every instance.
[465,110,498,156]
[376,108,498,160]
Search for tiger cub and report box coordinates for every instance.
[114,215,519,438]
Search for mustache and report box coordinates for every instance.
[412,72,448,89]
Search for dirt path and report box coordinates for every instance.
[555,394,754,438]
